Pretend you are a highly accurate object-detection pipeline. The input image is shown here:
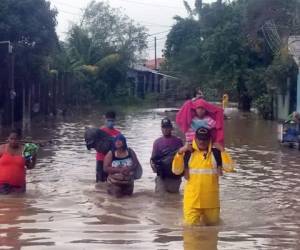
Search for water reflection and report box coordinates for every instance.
[0,197,55,249]
[183,227,218,250]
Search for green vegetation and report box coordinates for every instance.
[52,1,147,104]
[0,0,147,125]
[1,0,300,125]
[163,0,300,115]
[0,0,58,122]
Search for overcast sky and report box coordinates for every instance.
[49,0,214,59]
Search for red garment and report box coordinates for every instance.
[176,100,194,133]
[176,99,224,145]
[0,148,26,187]
[96,127,120,161]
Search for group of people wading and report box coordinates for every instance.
[90,93,235,226]
[0,91,235,226]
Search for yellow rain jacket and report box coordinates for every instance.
[222,94,229,109]
[172,140,234,225]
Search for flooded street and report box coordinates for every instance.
[0,106,300,250]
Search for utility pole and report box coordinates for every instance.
[9,45,15,128]
[0,41,15,128]
[154,36,157,70]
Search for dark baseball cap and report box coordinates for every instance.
[161,118,173,128]
[195,127,211,140]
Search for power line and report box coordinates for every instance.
[57,9,82,16]
[62,14,167,29]
[50,0,176,27]
[155,37,167,41]
[50,0,84,10]
[147,37,167,44]
[52,3,172,28]
[50,0,83,9]
[140,21,172,28]
[148,30,171,37]
[150,37,167,42]
[113,0,180,9]
[148,45,166,51]
[147,36,167,42]
[148,44,166,50]
[51,0,182,10]
[147,40,167,50]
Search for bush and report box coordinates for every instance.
[254,94,273,119]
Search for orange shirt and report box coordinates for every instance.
[0,149,26,187]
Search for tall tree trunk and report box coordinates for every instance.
[237,77,252,112]
[51,76,57,116]
[238,94,252,111]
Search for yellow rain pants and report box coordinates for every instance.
[172,140,234,226]
[222,94,229,109]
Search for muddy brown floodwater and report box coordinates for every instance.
[0,107,299,250]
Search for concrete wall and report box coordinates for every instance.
[277,92,290,121]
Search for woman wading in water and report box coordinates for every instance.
[104,134,142,197]
[0,130,36,194]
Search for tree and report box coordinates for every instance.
[0,0,58,123]
[82,1,147,61]
[164,0,300,113]
[51,1,148,103]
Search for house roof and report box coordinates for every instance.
[145,58,165,70]
[130,64,178,79]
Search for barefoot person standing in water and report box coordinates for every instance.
[0,129,36,194]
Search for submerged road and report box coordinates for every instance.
[0,107,299,249]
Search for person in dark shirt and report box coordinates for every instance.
[150,118,183,193]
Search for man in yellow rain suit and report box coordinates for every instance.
[222,94,229,110]
[172,127,234,226]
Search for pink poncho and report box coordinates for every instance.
[176,99,224,145]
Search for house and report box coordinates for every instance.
[127,64,180,99]
[144,58,165,70]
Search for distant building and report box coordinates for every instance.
[144,58,165,70]
[127,64,179,99]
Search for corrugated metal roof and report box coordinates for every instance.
[131,65,179,79]
[145,58,165,70]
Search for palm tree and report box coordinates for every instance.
[51,25,123,104]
